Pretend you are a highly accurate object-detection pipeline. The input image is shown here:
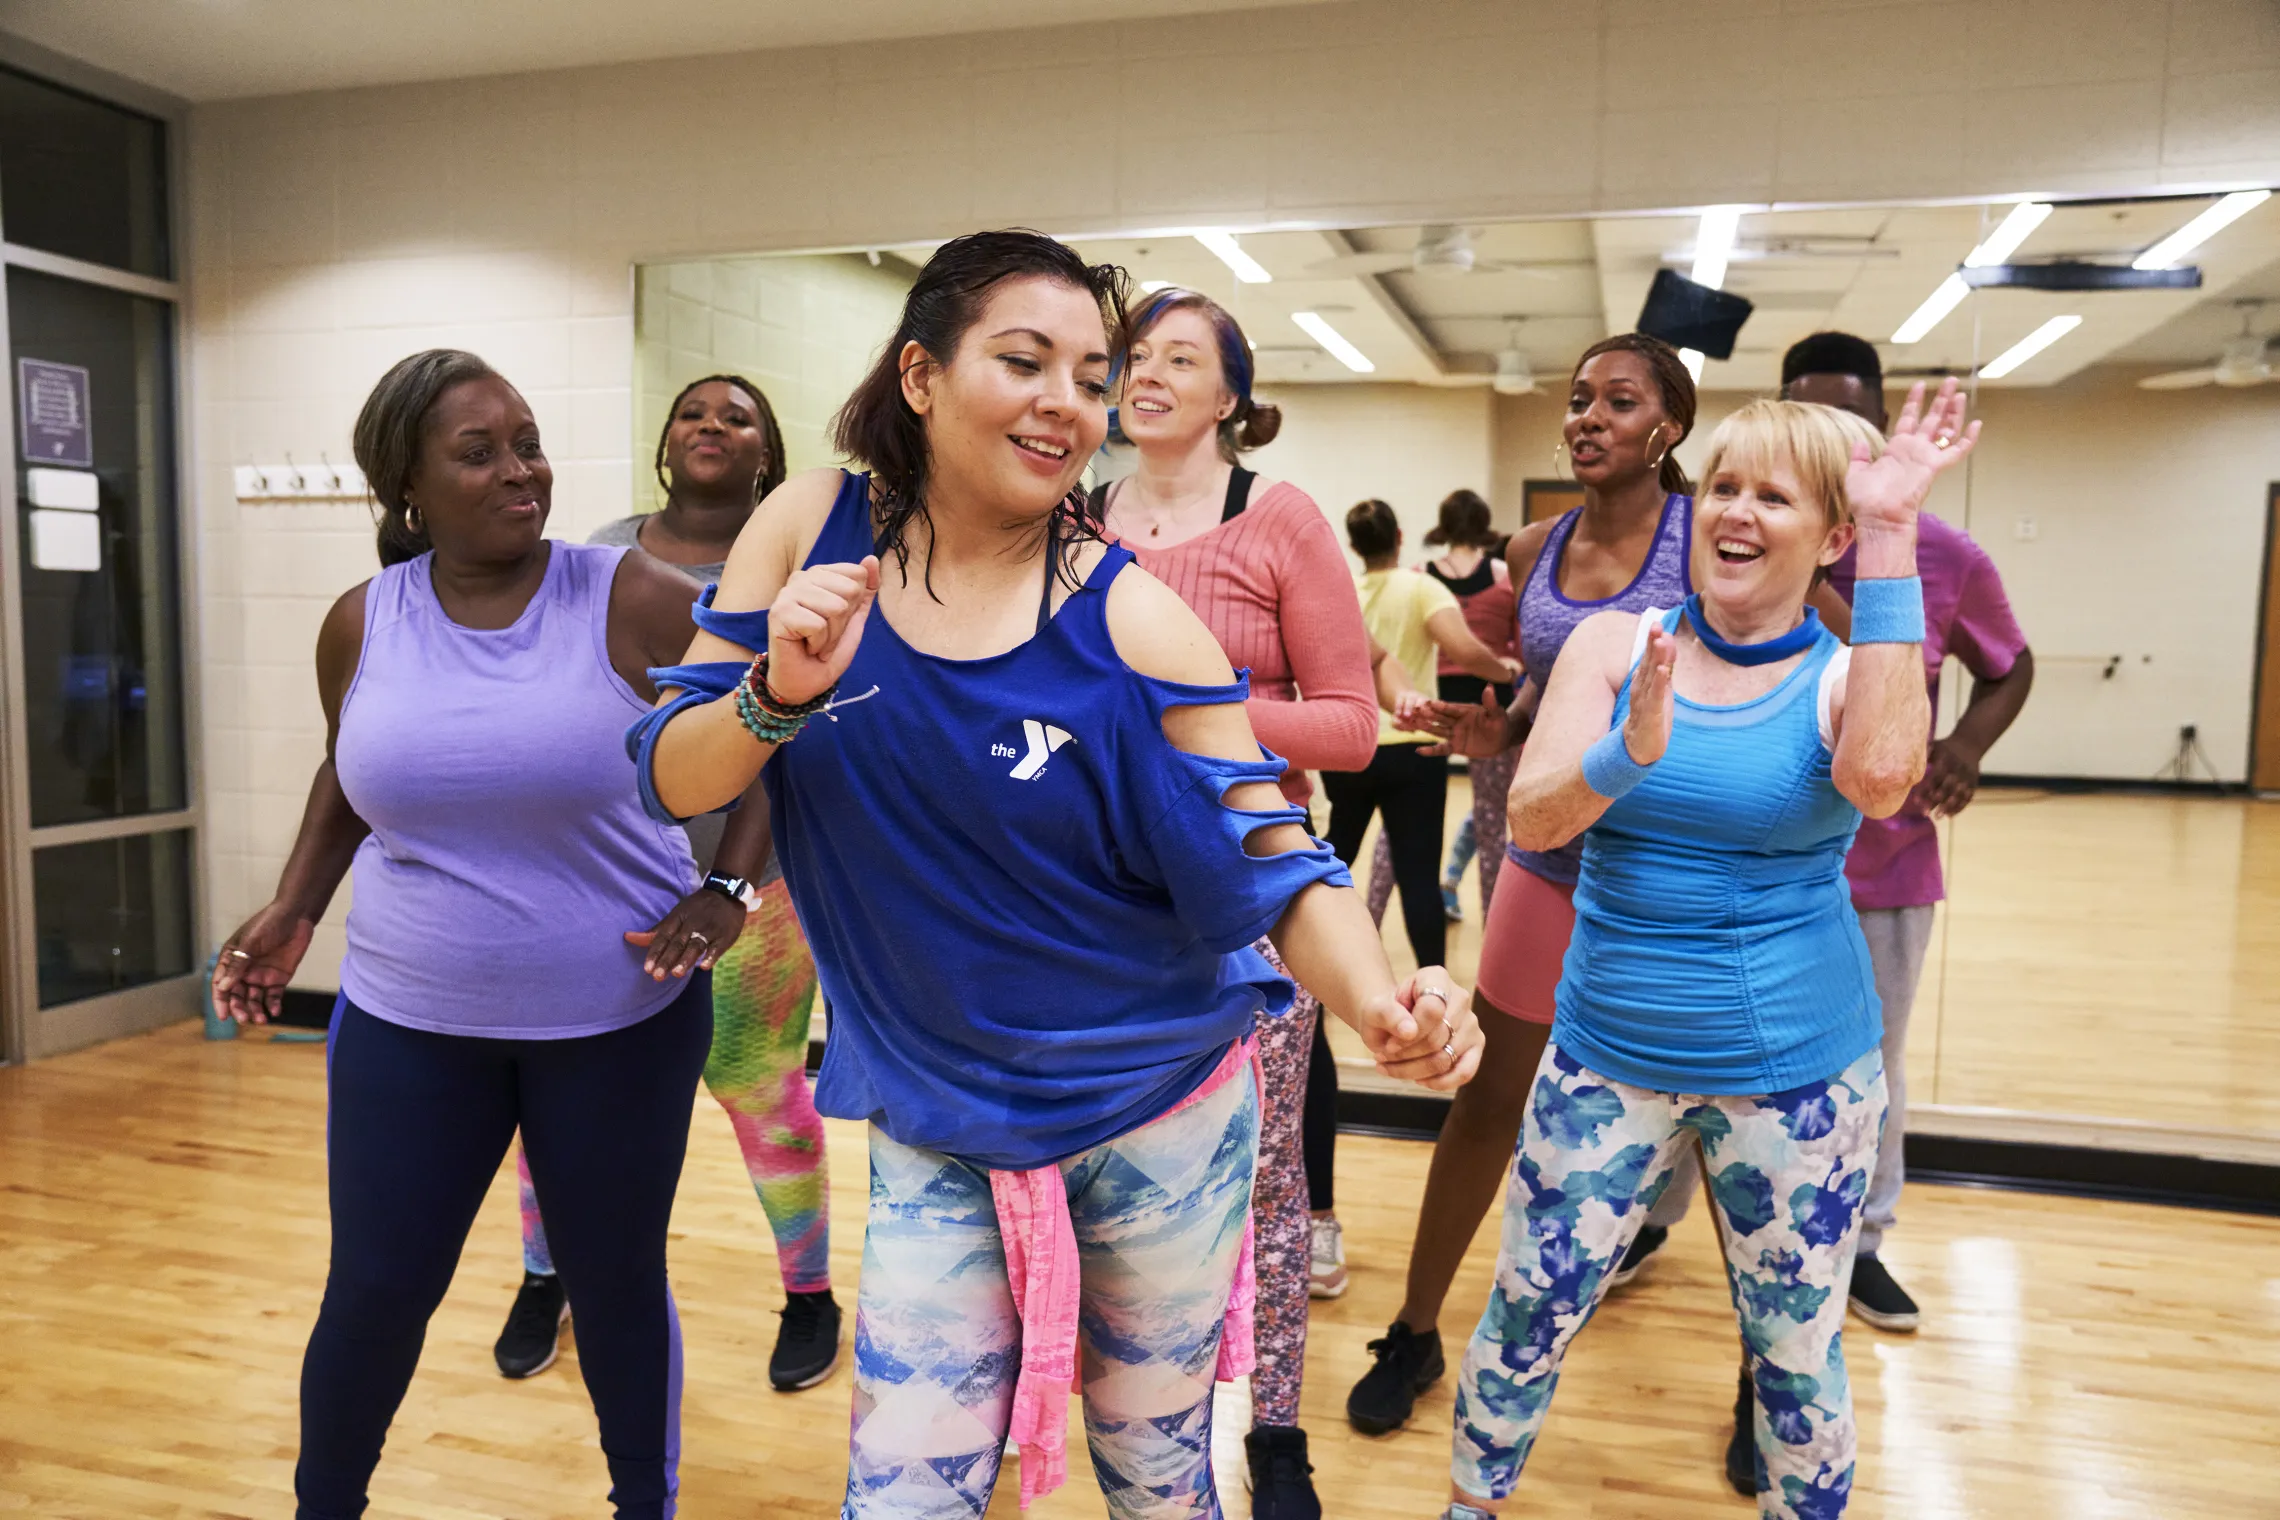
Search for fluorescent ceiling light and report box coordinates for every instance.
[1291,311,1374,373]
[1891,274,1970,345]
[1980,314,2082,379]
[1194,230,1271,284]
[1963,201,2053,268]
[2132,189,2273,270]
[1690,205,1746,290]
[1680,348,1705,382]
[1139,279,1173,293]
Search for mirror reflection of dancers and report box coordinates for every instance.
[1092,286,1378,1517]
[493,374,846,1396]
[1346,335,1698,1436]
[211,351,749,1519]
[1443,385,1980,1520]
[631,231,1484,1519]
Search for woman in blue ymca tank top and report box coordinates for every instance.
[1440,387,1980,1520]
[627,231,1487,1519]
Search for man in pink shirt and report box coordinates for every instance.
[1796,330,2035,1335]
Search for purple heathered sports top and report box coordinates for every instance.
[334,542,698,1038]
[1510,493,1693,886]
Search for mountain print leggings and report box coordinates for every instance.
[1454,1042,1886,1520]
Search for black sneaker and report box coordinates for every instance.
[1847,1254,1921,1332]
[1608,1223,1668,1289]
[769,1289,843,1390]
[1724,1361,1757,1496]
[494,1271,569,1379]
[1345,1321,1445,1435]
[1244,1425,1321,1520]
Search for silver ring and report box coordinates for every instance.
[1442,1041,1455,1062]
[226,948,251,960]
[688,931,710,946]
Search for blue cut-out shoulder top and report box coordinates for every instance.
[628,471,1352,1168]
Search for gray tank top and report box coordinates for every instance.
[1510,493,1693,886]
[586,513,775,887]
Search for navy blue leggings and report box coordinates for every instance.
[297,980,712,1519]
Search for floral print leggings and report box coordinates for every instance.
[1454,1042,1886,1520]
[1247,938,1319,1431]
[519,879,831,1293]
[845,1061,1258,1519]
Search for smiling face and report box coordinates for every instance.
[1693,443,1852,606]
[904,275,1112,519]
[664,379,769,500]
[1119,305,1233,454]
[406,375,551,562]
[1565,348,1674,488]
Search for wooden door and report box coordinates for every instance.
[1524,480,1587,526]
[2253,484,2280,791]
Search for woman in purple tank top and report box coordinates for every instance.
[208,351,763,1520]
[1344,334,1702,1435]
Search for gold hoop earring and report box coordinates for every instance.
[1643,426,1671,473]
[405,504,423,534]
[1551,440,1573,483]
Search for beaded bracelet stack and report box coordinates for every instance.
[733,651,836,745]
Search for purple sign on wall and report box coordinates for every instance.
[18,358,92,468]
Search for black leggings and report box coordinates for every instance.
[297,981,712,1520]
[1323,742,1449,970]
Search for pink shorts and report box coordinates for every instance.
[1473,863,1576,1025]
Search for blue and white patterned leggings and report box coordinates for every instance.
[1454,1042,1886,1520]
[845,1066,1257,1520]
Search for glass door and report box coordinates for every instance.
[0,62,189,1061]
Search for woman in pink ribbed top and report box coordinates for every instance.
[1092,286,1377,1520]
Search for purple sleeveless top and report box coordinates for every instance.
[1511,493,1693,886]
[335,542,698,1038]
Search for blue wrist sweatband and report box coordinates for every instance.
[1850,575,1926,645]
[1580,728,1653,801]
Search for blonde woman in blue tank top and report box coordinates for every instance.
[1441,383,1979,1520]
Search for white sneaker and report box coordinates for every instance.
[1308,1216,1348,1299]
[1212,1375,1254,1509]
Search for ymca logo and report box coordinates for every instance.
[991,719,1076,780]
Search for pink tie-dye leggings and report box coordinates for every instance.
[517,878,830,1294]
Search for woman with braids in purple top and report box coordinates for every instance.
[1344,333,1700,1437]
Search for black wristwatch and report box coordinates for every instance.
[701,871,751,907]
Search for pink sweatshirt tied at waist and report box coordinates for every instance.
[989,1037,1260,1508]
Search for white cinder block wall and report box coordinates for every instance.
[186,0,2280,984]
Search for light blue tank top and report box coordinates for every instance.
[628,472,1351,1168]
[336,543,698,1038]
[1552,608,1881,1094]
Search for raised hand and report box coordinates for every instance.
[1848,377,1980,537]
[211,903,316,1025]
[765,556,880,705]
[1353,966,1482,1092]
[1621,620,1678,767]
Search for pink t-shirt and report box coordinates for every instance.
[1827,513,2028,910]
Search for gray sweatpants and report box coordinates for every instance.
[1643,904,1935,1256]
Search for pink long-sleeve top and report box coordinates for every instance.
[1125,480,1378,804]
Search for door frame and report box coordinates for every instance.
[2250,483,2280,795]
[0,41,196,1064]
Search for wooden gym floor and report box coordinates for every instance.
[3,1021,2276,1518]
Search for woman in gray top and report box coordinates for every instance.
[497,375,845,1394]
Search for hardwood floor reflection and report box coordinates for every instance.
[3,1022,2274,1518]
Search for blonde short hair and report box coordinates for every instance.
[1697,398,1884,526]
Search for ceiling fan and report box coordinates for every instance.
[1492,321,1539,395]
[1304,225,1589,280]
[2139,302,2276,390]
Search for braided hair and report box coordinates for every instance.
[654,373,787,507]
